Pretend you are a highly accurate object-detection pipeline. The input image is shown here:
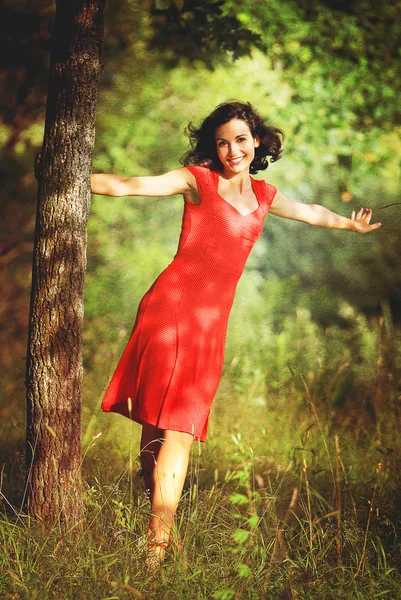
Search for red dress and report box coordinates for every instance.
[101,165,277,441]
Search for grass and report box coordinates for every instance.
[2,312,401,598]
[2,425,401,599]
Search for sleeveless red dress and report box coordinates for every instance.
[101,166,277,441]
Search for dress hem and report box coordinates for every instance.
[101,405,206,442]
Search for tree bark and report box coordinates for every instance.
[26,0,106,526]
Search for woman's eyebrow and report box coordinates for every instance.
[215,133,249,141]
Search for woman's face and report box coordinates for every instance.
[215,118,260,175]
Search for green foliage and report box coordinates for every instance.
[150,0,262,66]
[1,0,401,560]
[1,9,401,597]
[223,0,401,130]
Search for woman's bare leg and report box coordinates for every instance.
[140,425,193,561]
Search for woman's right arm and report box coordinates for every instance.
[91,167,195,198]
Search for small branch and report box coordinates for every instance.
[354,462,382,579]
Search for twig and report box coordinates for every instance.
[378,203,401,210]
[334,435,344,573]
[263,487,299,600]
[354,462,382,579]
[303,459,313,556]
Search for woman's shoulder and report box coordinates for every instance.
[184,165,216,188]
[252,177,277,194]
[251,177,278,210]
[185,164,213,176]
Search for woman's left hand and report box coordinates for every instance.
[350,208,381,233]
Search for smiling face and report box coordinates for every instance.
[215,119,260,176]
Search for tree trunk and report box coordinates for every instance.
[26,0,106,527]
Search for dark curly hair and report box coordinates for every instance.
[181,100,284,174]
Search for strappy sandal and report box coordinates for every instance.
[147,537,186,568]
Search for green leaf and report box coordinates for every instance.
[247,514,259,528]
[212,590,236,600]
[237,562,251,577]
[232,528,251,544]
[228,493,249,505]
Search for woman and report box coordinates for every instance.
[91,100,380,562]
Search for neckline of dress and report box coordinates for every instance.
[213,170,260,217]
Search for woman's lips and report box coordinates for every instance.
[228,156,244,165]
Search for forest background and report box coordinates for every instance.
[1,0,401,597]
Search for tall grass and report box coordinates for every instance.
[2,298,401,598]
[2,419,401,598]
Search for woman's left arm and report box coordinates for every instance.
[269,190,381,233]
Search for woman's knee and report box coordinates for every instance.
[162,429,194,451]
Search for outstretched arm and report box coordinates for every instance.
[270,191,381,233]
[91,167,196,198]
